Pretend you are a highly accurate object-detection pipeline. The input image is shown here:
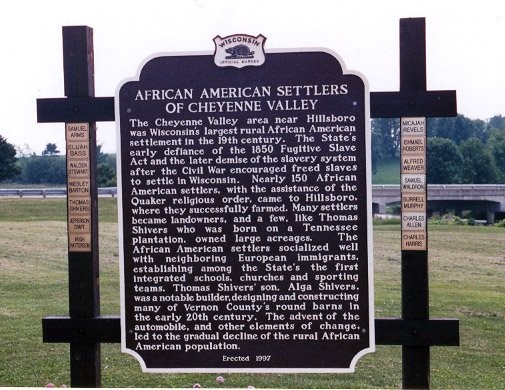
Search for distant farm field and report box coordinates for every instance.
[0,198,503,388]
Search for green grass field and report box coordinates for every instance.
[0,198,503,388]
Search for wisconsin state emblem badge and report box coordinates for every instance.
[213,34,266,68]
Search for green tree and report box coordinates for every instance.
[487,128,505,182]
[18,155,66,184]
[371,118,400,158]
[371,118,400,174]
[15,144,35,158]
[96,144,117,186]
[459,138,498,183]
[428,114,486,144]
[0,135,20,181]
[42,143,60,156]
[427,138,463,184]
[97,163,116,187]
[487,114,505,132]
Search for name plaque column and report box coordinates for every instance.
[66,123,92,252]
[400,117,427,250]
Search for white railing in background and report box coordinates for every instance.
[0,187,117,198]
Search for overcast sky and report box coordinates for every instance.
[1,0,504,154]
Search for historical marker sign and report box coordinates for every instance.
[117,41,374,372]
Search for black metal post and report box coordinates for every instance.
[399,19,430,389]
[63,26,101,388]
[371,17,458,389]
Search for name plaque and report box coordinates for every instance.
[117,47,374,372]
[66,123,92,252]
[400,117,427,250]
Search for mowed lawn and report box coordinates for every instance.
[0,198,503,388]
